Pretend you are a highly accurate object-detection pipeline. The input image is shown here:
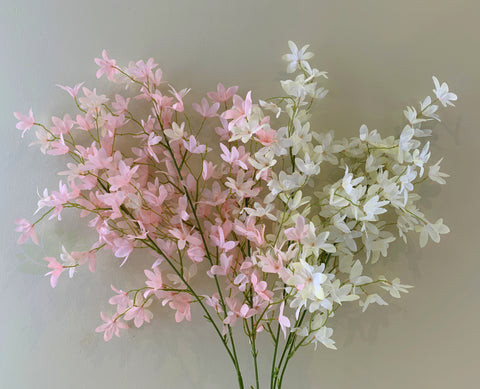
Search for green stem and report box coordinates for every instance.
[251,320,260,389]
[270,320,282,389]
[274,310,307,388]
[143,236,244,388]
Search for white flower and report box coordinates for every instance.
[380,278,413,298]
[329,279,359,304]
[398,126,420,158]
[420,96,440,121]
[229,118,264,143]
[415,218,450,248]
[249,150,277,180]
[312,326,337,350]
[303,62,328,81]
[398,166,417,204]
[331,213,351,234]
[259,100,281,118]
[428,158,449,184]
[295,153,320,176]
[359,293,388,312]
[362,195,389,221]
[243,202,277,221]
[285,190,310,211]
[287,261,328,307]
[403,106,426,125]
[313,130,343,165]
[432,76,457,107]
[312,86,329,100]
[267,171,304,197]
[363,230,396,264]
[282,40,314,73]
[411,141,431,176]
[349,260,373,290]
[302,229,336,256]
[281,75,316,100]
[290,119,312,155]
[359,124,383,145]
[342,166,364,195]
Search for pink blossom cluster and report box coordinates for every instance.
[15,50,293,342]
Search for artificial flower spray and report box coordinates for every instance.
[15,41,455,388]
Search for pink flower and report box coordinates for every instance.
[208,252,233,277]
[210,225,237,253]
[107,161,139,191]
[14,218,38,245]
[94,50,119,81]
[95,312,129,341]
[96,191,126,219]
[222,91,252,129]
[278,301,291,338]
[72,250,97,273]
[202,160,216,180]
[143,184,168,208]
[201,181,229,206]
[284,216,309,241]
[124,298,153,328]
[51,114,74,135]
[223,297,242,326]
[203,293,223,313]
[37,180,79,220]
[220,143,248,170]
[128,58,158,83]
[254,127,277,146]
[78,87,109,113]
[145,132,162,162]
[103,114,125,137]
[215,117,230,141]
[83,145,113,170]
[225,171,261,201]
[112,94,130,115]
[177,195,189,221]
[233,216,266,246]
[169,293,191,323]
[44,257,64,288]
[170,86,190,113]
[151,68,164,88]
[207,83,238,103]
[75,113,94,131]
[192,98,220,118]
[111,237,134,265]
[56,82,84,99]
[109,285,132,313]
[47,136,70,156]
[13,108,35,137]
[187,244,206,263]
[239,303,256,319]
[183,135,207,154]
[251,271,273,301]
[169,224,192,250]
[144,267,163,296]
[259,252,290,282]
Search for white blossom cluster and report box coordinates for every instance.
[246,41,455,349]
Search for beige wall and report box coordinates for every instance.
[1,0,479,388]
